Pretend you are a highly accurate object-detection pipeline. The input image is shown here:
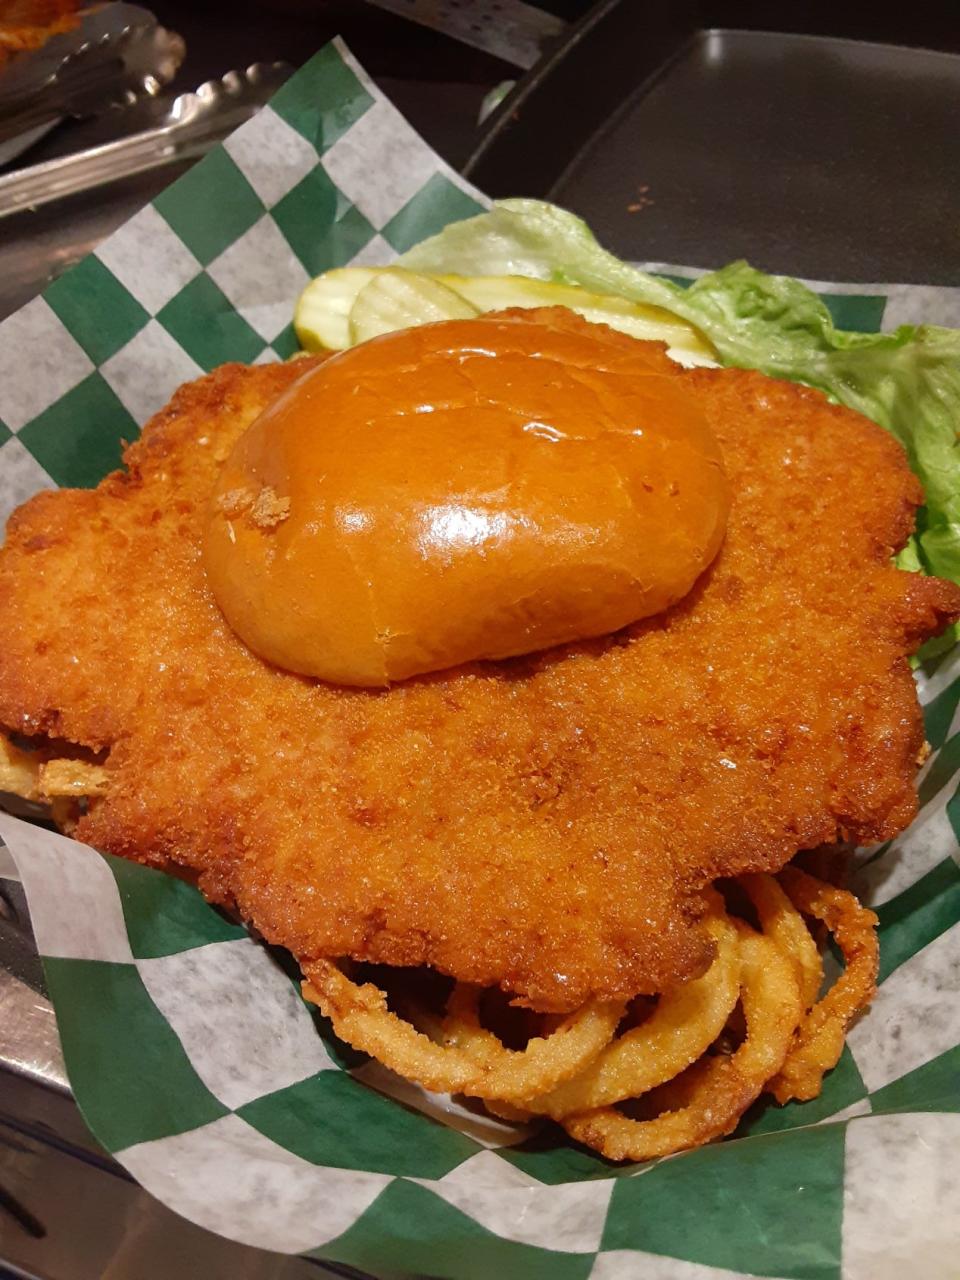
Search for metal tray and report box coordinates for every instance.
[464,0,960,284]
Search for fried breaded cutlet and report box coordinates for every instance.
[1,352,957,1011]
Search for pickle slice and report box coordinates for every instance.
[349,269,479,344]
[294,267,380,351]
[436,273,717,366]
[295,265,717,366]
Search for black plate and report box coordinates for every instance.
[465,0,960,283]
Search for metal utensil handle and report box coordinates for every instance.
[0,19,185,147]
[0,121,198,216]
[0,57,130,146]
[0,64,289,220]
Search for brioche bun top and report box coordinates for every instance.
[204,307,729,686]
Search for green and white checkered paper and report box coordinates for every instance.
[1,38,959,1280]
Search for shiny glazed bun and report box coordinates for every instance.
[204,307,729,686]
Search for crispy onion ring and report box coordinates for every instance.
[441,984,627,1102]
[519,913,740,1119]
[740,872,823,1009]
[561,926,802,1162]
[301,959,625,1099]
[301,866,878,1161]
[768,866,879,1103]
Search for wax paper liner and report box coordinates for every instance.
[1,38,959,1280]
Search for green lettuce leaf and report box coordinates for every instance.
[400,198,685,307]
[402,199,960,646]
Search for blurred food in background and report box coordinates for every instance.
[0,0,81,69]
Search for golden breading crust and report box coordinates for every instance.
[1,355,957,1011]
